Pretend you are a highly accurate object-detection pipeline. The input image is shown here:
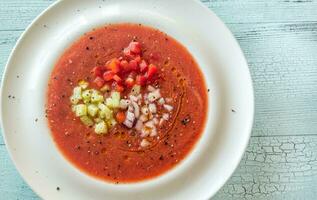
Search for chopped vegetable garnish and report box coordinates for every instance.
[103,71,115,82]
[69,41,174,138]
[87,104,98,117]
[70,86,82,104]
[80,116,94,126]
[94,77,105,88]
[106,58,120,73]
[116,112,126,123]
[91,90,104,103]
[95,121,108,134]
[98,103,112,119]
[74,104,87,117]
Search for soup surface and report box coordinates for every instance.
[46,23,208,183]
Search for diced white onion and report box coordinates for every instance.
[132,101,140,118]
[153,117,159,125]
[143,94,148,100]
[148,89,161,102]
[140,114,148,122]
[126,111,135,121]
[128,105,134,112]
[129,95,138,102]
[148,103,157,113]
[140,139,150,147]
[158,98,165,105]
[145,120,154,128]
[150,127,157,137]
[147,85,156,92]
[135,120,143,131]
[119,99,131,109]
[141,106,149,115]
[162,113,169,121]
[136,94,142,100]
[141,128,150,138]
[124,111,135,128]
[163,104,173,112]
[124,120,133,128]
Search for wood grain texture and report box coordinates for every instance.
[0,147,39,200]
[1,0,317,30]
[230,22,317,136]
[0,0,317,199]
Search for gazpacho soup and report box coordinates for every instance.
[46,24,208,183]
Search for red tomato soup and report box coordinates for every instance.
[46,24,208,183]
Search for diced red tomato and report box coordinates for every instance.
[147,64,158,79]
[116,112,126,124]
[103,71,115,81]
[139,60,148,73]
[128,42,141,54]
[125,77,135,88]
[136,75,147,86]
[123,48,133,58]
[134,55,141,63]
[120,60,129,71]
[92,42,160,90]
[106,58,120,73]
[128,71,137,79]
[129,60,139,71]
[116,85,125,92]
[113,74,122,83]
[91,66,103,77]
[93,77,105,88]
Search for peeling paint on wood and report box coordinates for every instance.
[0,0,317,200]
[214,136,317,199]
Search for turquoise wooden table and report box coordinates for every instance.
[1,0,317,199]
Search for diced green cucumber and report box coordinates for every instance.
[87,104,98,117]
[91,90,104,103]
[105,98,114,108]
[111,91,120,101]
[106,92,121,108]
[98,103,112,119]
[107,118,117,128]
[71,105,77,112]
[70,86,82,104]
[80,116,94,126]
[70,96,79,104]
[82,89,91,99]
[73,86,82,98]
[94,121,108,134]
[74,104,87,117]
[94,118,103,123]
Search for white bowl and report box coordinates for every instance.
[0,0,254,199]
